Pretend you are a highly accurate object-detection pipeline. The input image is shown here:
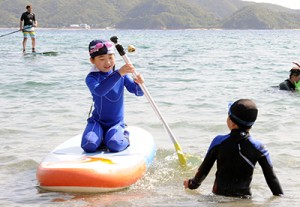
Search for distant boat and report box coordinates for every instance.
[79,24,91,29]
[69,24,91,29]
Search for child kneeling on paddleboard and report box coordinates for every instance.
[184,99,284,198]
[81,39,144,153]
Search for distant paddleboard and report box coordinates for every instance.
[24,51,58,56]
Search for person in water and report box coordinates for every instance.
[184,99,283,198]
[81,39,144,153]
[279,63,300,91]
[20,5,38,53]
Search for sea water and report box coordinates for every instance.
[0,28,300,206]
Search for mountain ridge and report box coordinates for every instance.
[0,0,299,29]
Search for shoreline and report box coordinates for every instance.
[1,27,300,31]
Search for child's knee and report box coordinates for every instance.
[105,129,129,152]
[81,132,101,153]
[106,137,129,152]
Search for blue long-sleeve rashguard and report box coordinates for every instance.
[81,67,143,153]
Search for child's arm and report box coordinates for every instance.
[259,156,284,196]
[184,143,217,190]
[120,64,144,96]
[133,73,144,85]
[124,74,144,96]
[118,63,136,76]
[86,72,121,96]
[118,63,144,85]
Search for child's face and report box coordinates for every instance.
[294,74,300,84]
[90,54,115,72]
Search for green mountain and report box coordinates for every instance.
[0,0,144,28]
[222,3,300,29]
[0,0,299,29]
[116,0,218,29]
[190,0,252,18]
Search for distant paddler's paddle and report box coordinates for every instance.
[292,62,300,68]
[110,36,187,166]
[0,29,20,38]
[0,25,32,38]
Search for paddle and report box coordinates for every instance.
[292,62,300,68]
[0,25,32,38]
[0,29,20,38]
[110,36,187,166]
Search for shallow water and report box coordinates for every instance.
[0,28,300,206]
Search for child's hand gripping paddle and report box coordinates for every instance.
[110,36,187,166]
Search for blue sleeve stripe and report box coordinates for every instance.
[248,136,273,167]
[207,134,230,153]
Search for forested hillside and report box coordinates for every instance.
[0,0,299,29]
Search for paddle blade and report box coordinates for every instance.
[174,142,187,166]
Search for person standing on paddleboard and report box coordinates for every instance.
[184,99,284,198]
[81,39,144,153]
[279,63,300,92]
[20,5,38,53]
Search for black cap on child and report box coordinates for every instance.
[228,99,258,129]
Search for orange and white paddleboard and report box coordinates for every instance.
[36,126,156,193]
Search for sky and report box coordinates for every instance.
[243,0,300,9]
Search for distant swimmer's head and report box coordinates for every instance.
[291,62,300,76]
[89,39,115,58]
[228,99,258,130]
[290,67,300,77]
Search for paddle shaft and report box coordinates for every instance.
[293,62,300,67]
[0,26,33,38]
[122,55,177,144]
[0,29,20,38]
[112,40,186,165]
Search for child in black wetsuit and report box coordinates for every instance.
[184,99,283,198]
[279,65,300,92]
